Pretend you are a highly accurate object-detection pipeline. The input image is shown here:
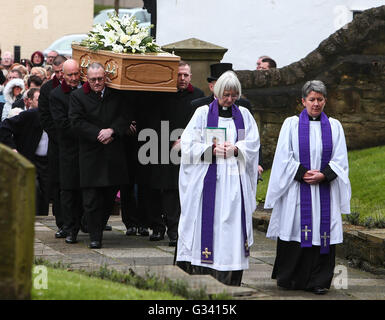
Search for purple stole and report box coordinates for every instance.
[201,99,249,264]
[298,109,332,254]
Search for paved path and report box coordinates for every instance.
[34,215,385,300]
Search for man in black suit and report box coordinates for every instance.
[141,61,205,246]
[69,62,131,249]
[50,59,83,244]
[38,55,67,237]
[0,88,50,215]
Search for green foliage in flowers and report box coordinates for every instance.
[80,12,161,54]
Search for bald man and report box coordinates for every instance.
[49,59,83,244]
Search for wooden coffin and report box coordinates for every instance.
[72,44,180,92]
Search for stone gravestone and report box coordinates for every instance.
[0,144,35,299]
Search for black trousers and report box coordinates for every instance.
[120,184,149,229]
[47,141,64,228]
[82,186,118,242]
[51,182,63,228]
[177,261,243,286]
[61,189,83,234]
[272,238,336,290]
[33,155,49,216]
[144,188,180,236]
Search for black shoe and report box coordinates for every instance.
[150,231,165,241]
[55,229,68,239]
[307,287,328,295]
[104,225,112,231]
[138,227,149,236]
[89,241,102,249]
[169,239,177,247]
[168,233,177,247]
[65,233,78,244]
[126,226,137,236]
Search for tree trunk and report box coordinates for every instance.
[114,0,119,14]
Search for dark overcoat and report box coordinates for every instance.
[38,76,60,183]
[0,108,43,162]
[69,83,132,188]
[50,80,81,189]
[144,84,205,190]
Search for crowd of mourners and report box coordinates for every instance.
[0,48,351,295]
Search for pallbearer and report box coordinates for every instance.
[176,71,260,286]
[265,80,351,294]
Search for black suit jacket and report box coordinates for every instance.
[149,84,205,189]
[0,108,43,163]
[69,83,132,188]
[50,81,81,189]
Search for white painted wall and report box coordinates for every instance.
[156,0,385,70]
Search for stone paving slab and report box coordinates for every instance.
[34,215,385,300]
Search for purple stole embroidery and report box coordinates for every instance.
[201,100,249,264]
[298,109,332,254]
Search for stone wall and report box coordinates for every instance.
[0,0,93,60]
[0,144,35,299]
[237,5,385,168]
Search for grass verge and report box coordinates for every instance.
[33,258,232,300]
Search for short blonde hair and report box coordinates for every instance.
[213,70,241,99]
[31,67,47,81]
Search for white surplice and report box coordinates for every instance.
[264,115,351,245]
[177,105,260,271]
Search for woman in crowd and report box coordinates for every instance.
[31,51,45,67]
[1,78,25,121]
[176,71,260,286]
[264,80,351,295]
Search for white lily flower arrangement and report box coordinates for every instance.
[80,12,161,54]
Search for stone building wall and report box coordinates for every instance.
[237,5,385,168]
[0,0,93,60]
[94,0,143,8]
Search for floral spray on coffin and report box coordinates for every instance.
[72,13,180,92]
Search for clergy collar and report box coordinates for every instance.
[296,114,321,121]
[309,115,321,121]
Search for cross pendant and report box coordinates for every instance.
[321,232,330,247]
[302,225,312,241]
[202,247,212,259]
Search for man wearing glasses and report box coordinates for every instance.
[46,51,59,66]
[69,62,132,249]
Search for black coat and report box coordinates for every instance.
[38,76,61,183]
[0,108,43,162]
[139,84,205,189]
[69,83,132,188]
[50,81,81,189]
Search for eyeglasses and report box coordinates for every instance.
[47,56,57,59]
[88,77,105,83]
[222,93,238,99]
